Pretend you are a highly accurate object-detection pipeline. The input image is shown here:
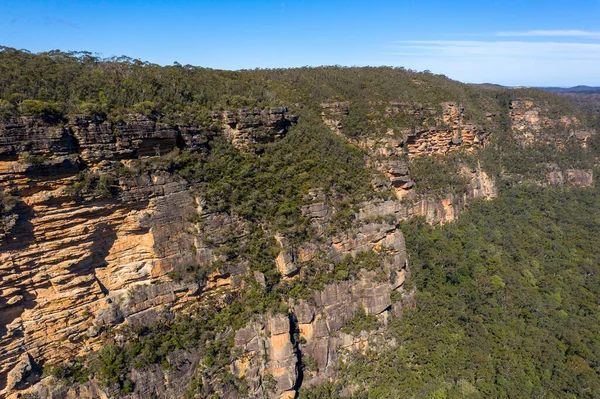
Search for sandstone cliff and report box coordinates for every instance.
[0,100,496,396]
[321,101,489,158]
[509,99,596,147]
[0,109,296,396]
[2,93,593,398]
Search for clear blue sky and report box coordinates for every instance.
[1,0,599,86]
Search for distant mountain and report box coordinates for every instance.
[540,85,600,94]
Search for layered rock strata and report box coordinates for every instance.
[217,107,297,151]
[355,165,497,226]
[0,108,295,395]
[320,101,489,158]
[0,108,297,165]
[232,218,410,398]
[0,169,200,394]
[509,99,593,147]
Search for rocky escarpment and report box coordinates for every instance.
[510,99,578,134]
[231,214,410,398]
[355,164,496,226]
[319,101,494,205]
[509,99,596,146]
[0,108,296,396]
[217,107,297,151]
[2,94,591,398]
[0,108,296,164]
[547,168,594,188]
[321,101,489,158]
[10,182,413,399]
[404,102,488,157]
[0,168,200,394]
[2,46,600,398]
[0,105,415,398]
[320,102,349,134]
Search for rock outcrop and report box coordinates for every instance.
[547,169,594,188]
[356,165,497,225]
[508,99,592,147]
[28,349,202,399]
[3,94,587,398]
[232,218,410,398]
[0,108,296,166]
[275,234,298,278]
[217,107,296,151]
[318,101,495,203]
[0,110,292,396]
[0,166,201,394]
[405,102,488,157]
[320,101,489,158]
[320,102,349,134]
[233,315,298,399]
[510,99,579,134]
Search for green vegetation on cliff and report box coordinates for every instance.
[3,47,600,398]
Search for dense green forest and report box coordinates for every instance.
[0,46,585,125]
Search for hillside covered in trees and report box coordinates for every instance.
[1,46,600,399]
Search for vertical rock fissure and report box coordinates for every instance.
[288,312,304,393]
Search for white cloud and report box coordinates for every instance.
[383,40,600,85]
[496,30,600,38]
[390,40,600,60]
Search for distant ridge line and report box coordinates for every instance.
[539,86,600,94]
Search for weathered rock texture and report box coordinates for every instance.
[217,107,296,150]
[0,110,292,396]
[2,95,584,398]
[0,167,201,394]
[404,102,488,157]
[232,219,410,398]
[275,234,298,278]
[0,109,296,165]
[547,169,594,188]
[354,165,497,226]
[509,99,593,147]
[233,315,299,399]
[321,101,489,158]
[319,101,497,204]
[320,102,349,134]
[28,349,202,399]
[510,99,578,134]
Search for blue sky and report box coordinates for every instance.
[1,0,599,86]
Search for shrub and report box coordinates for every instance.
[20,100,64,117]
[341,307,380,335]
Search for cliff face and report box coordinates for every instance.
[510,99,578,134]
[0,108,383,398]
[404,102,488,157]
[0,167,200,393]
[218,107,296,151]
[19,203,412,399]
[0,109,296,164]
[321,101,489,158]
[2,91,593,398]
[0,109,297,396]
[353,164,497,226]
[0,108,414,398]
[319,101,499,222]
[509,99,597,147]
[0,100,499,396]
